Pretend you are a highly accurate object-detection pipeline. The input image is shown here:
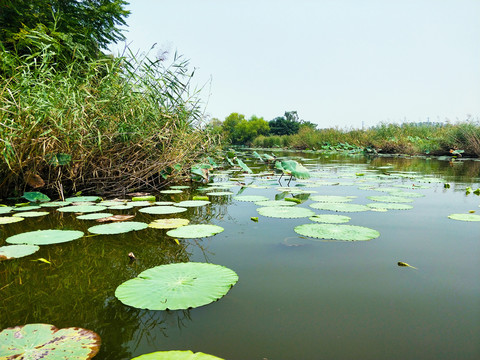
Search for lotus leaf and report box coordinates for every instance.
[131,350,223,360]
[233,195,269,202]
[115,262,238,310]
[127,201,154,207]
[309,214,351,223]
[77,213,114,220]
[0,323,100,359]
[386,190,425,198]
[14,205,42,212]
[57,205,108,213]
[98,200,126,206]
[256,206,315,219]
[253,200,296,207]
[206,191,234,196]
[447,213,480,222]
[132,195,156,202]
[235,157,253,173]
[22,191,50,202]
[167,224,224,238]
[0,245,40,260]
[6,229,84,245]
[170,185,191,189]
[154,201,175,205]
[309,202,371,212]
[139,206,188,215]
[0,206,13,214]
[12,211,49,218]
[65,196,101,203]
[367,196,413,203]
[108,204,134,210]
[149,218,190,229]
[40,201,70,207]
[367,203,413,210]
[309,195,356,203]
[88,221,148,235]
[160,189,183,194]
[174,200,211,207]
[294,223,380,241]
[0,216,24,224]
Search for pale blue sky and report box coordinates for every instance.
[109,0,480,129]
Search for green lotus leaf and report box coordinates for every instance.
[131,350,223,360]
[206,191,234,196]
[277,160,310,179]
[22,191,50,202]
[40,201,70,207]
[367,203,414,210]
[77,213,114,220]
[132,195,156,202]
[309,195,356,203]
[367,196,413,203]
[160,189,183,194]
[256,206,315,219]
[169,185,191,190]
[448,213,480,222]
[115,262,238,310]
[0,206,13,214]
[235,157,253,173]
[253,200,296,207]
[174,200,211,207]
[309,202,371,212]
[309,214,351,223]
[12,211,49,218]
[88,221,148,235]
[149,218,190,229]
[0,323,100,359]
[108,204,134,210]
[294,223,380,241]
[167,224,224,238]
[127,201,154,207]
[233,195,269,202]
[13,205,42,212]
[0,216,24,224]
[65,196,101,203]
[57,205,108,213]
[0,244,40,260]
[154,201,175,205]
[386,190,425,198]
[98,200,126,206]
[6,230,84,245]
[139,206,188,215]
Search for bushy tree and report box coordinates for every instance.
[222,113,269,145]
[269,111,301,136]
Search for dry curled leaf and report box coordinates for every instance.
[96,215,135,223]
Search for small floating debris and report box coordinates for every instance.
[397,261,417,269]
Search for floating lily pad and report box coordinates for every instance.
[309,195,356,203]
[96,215,135,223]
[131,350,223,360]
[0,216,24,224]
[127,201,154,207]
[40,201,70,207]
[0,323,101,359]
[166,224,224,238]
[13,205,42,212]
[149,218,190,229]
[57,205,107,213]
[77,212,114,220]
[175,200,211,207]
[22,191,50,202]
[6,230,84,245]
[170,185,191,190]
[233,195,269,202]
[160,189,183,194]
[367,196,413,203]
[12,211,49,218]
[0,206,13,214]
[115,262,238,310]
[256,206,315,219]
[88,221,148,235]
[253,200,296,207]
[206,191,234,196]
[294,223,380,241]
[108,204,134,210]
[309,202,371,212]
[154,201,175,206]
[447,213,480,222]
[65,196,101,203]
[139,206,188,215]
[367,203,413,210]
[309,214,351,223]
[0,244,40,260]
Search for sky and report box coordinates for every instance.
[109,0,480,129]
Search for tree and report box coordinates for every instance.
[222,113,270,145]
[222,112,245,142]
[0,0,129,60]
[269,111,301,136]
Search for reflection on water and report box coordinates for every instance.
[1,152,479,360]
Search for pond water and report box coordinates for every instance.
[1,152,479,360]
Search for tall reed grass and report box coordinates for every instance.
[0,45,220,197]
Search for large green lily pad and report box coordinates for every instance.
[0,216,24,224]
[13,211,49,218]
[149,218,190,229]
[367,195,413,203]
[88,221,148,235]
[174,200,211,207]
[256,206,315,219]
[294,223,380,241]
[0,244,40,261]
[166,224,224,239]
[57,205,107,213]
[65,196,101,203]
[309,195,356,203]
[309,202,371,212]
[77,213,114,220]
[22,191,51,202]
[233,195,269,202]
[115,262,238,310]
[367,203,413,210]
[0,206,13,214]
[131,350,223,360]
[448,213,480,222]
[0,323,101,359]
[309,214,351,223]
[13,205,42,212]
[253,200,296,207]
[139,206,188,215]
[6,230,84,245]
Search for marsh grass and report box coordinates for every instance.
[0,46,220,197]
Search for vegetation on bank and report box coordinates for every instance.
[0,1,221,198]
[214,111,480,157]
